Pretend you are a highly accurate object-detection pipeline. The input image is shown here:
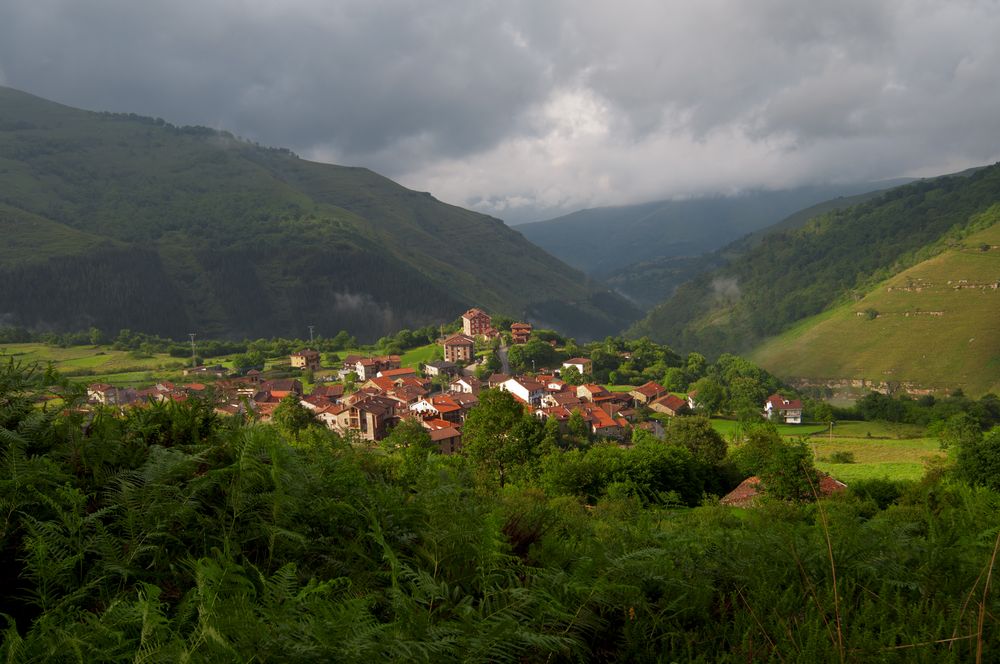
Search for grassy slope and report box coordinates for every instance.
[629,165,1000,364]
[0,86,637,340]
[750,218,1000,395]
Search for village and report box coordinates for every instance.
[84,307,803,455]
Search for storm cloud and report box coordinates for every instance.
[2,0,999,222]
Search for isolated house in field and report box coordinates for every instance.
[442,333,475,364]
[290,349,321,371]
[462,307,493,337]
[649,393,688,417]
[764,394,803,424]
[562,358,593,376]
[510,322,532,344]
[721,475,847,507]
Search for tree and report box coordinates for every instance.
[233,350,265,374]
[540,415,563,452]
[730,423,820,502]
[689,377,724,415]
[272,394,314,439]
[462,389,531,488]
[567,409,590,446]
[382,418,437,480]
[560,365,584,386]
[956,426,1000,491]
[662,367,687,392]
[88,326,105,346]
[666,416,727,466]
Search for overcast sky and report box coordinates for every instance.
[2,0,999,223]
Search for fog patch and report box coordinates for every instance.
[711,277,741,301]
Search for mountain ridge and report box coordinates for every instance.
[0,85,639,340]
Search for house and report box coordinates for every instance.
[582,405,629,440]
[347,395,400,441]
[562,358,593,376]
[410,394,464,423]
[429,426,463,454]
[290,349,321,371]
[462,307,493,337]
[500,376,545,406]
[442,333,475,364]
[261,379,303,400]
[316,404,350,431]
[378,367,417,380]
[424,360,458,377]
[649,394,688,416]
[577,383,608,402]
[183,364,228,378]
[449,375,481,395]
[764,394,803,424]
[309,384,345,402]
[686,390,700,411]
[540,391,582,409]
[487,373,511,388]
[721,475,847,507]
[510,322,532,344]
[419,417,463,454]
[355,358,380,381]
[629,381,666,406]
[87,383,138,406]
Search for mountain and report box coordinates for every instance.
[0,87,639,341]
[750,210,1000,396]
[603,185,907,308]
[628,164,1000,368]
[516,182,910,277]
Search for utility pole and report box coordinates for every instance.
[188,333,197,368]
[308,325,315,344]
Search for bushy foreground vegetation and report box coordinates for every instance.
[2,361,1000,662]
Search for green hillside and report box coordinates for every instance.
[602,186,909,308]
[517,183,901,277]
[751,213,1000,395]
[629,164,1000,362]
[0,86,638,340]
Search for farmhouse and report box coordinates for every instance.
[649,394,687,416]
[290,349,321,371]
[562,358,593,376]
[764,394,803,424]
[629,381,666,406]
[721,475,847,507]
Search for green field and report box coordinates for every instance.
[0,343,186,379]
[709,417,944,483]
[401,344,440,368]
[751,216,1000,396]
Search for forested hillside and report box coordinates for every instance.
[517,182,904,277]
[0,86,638,341]
[629,163,1000,362]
